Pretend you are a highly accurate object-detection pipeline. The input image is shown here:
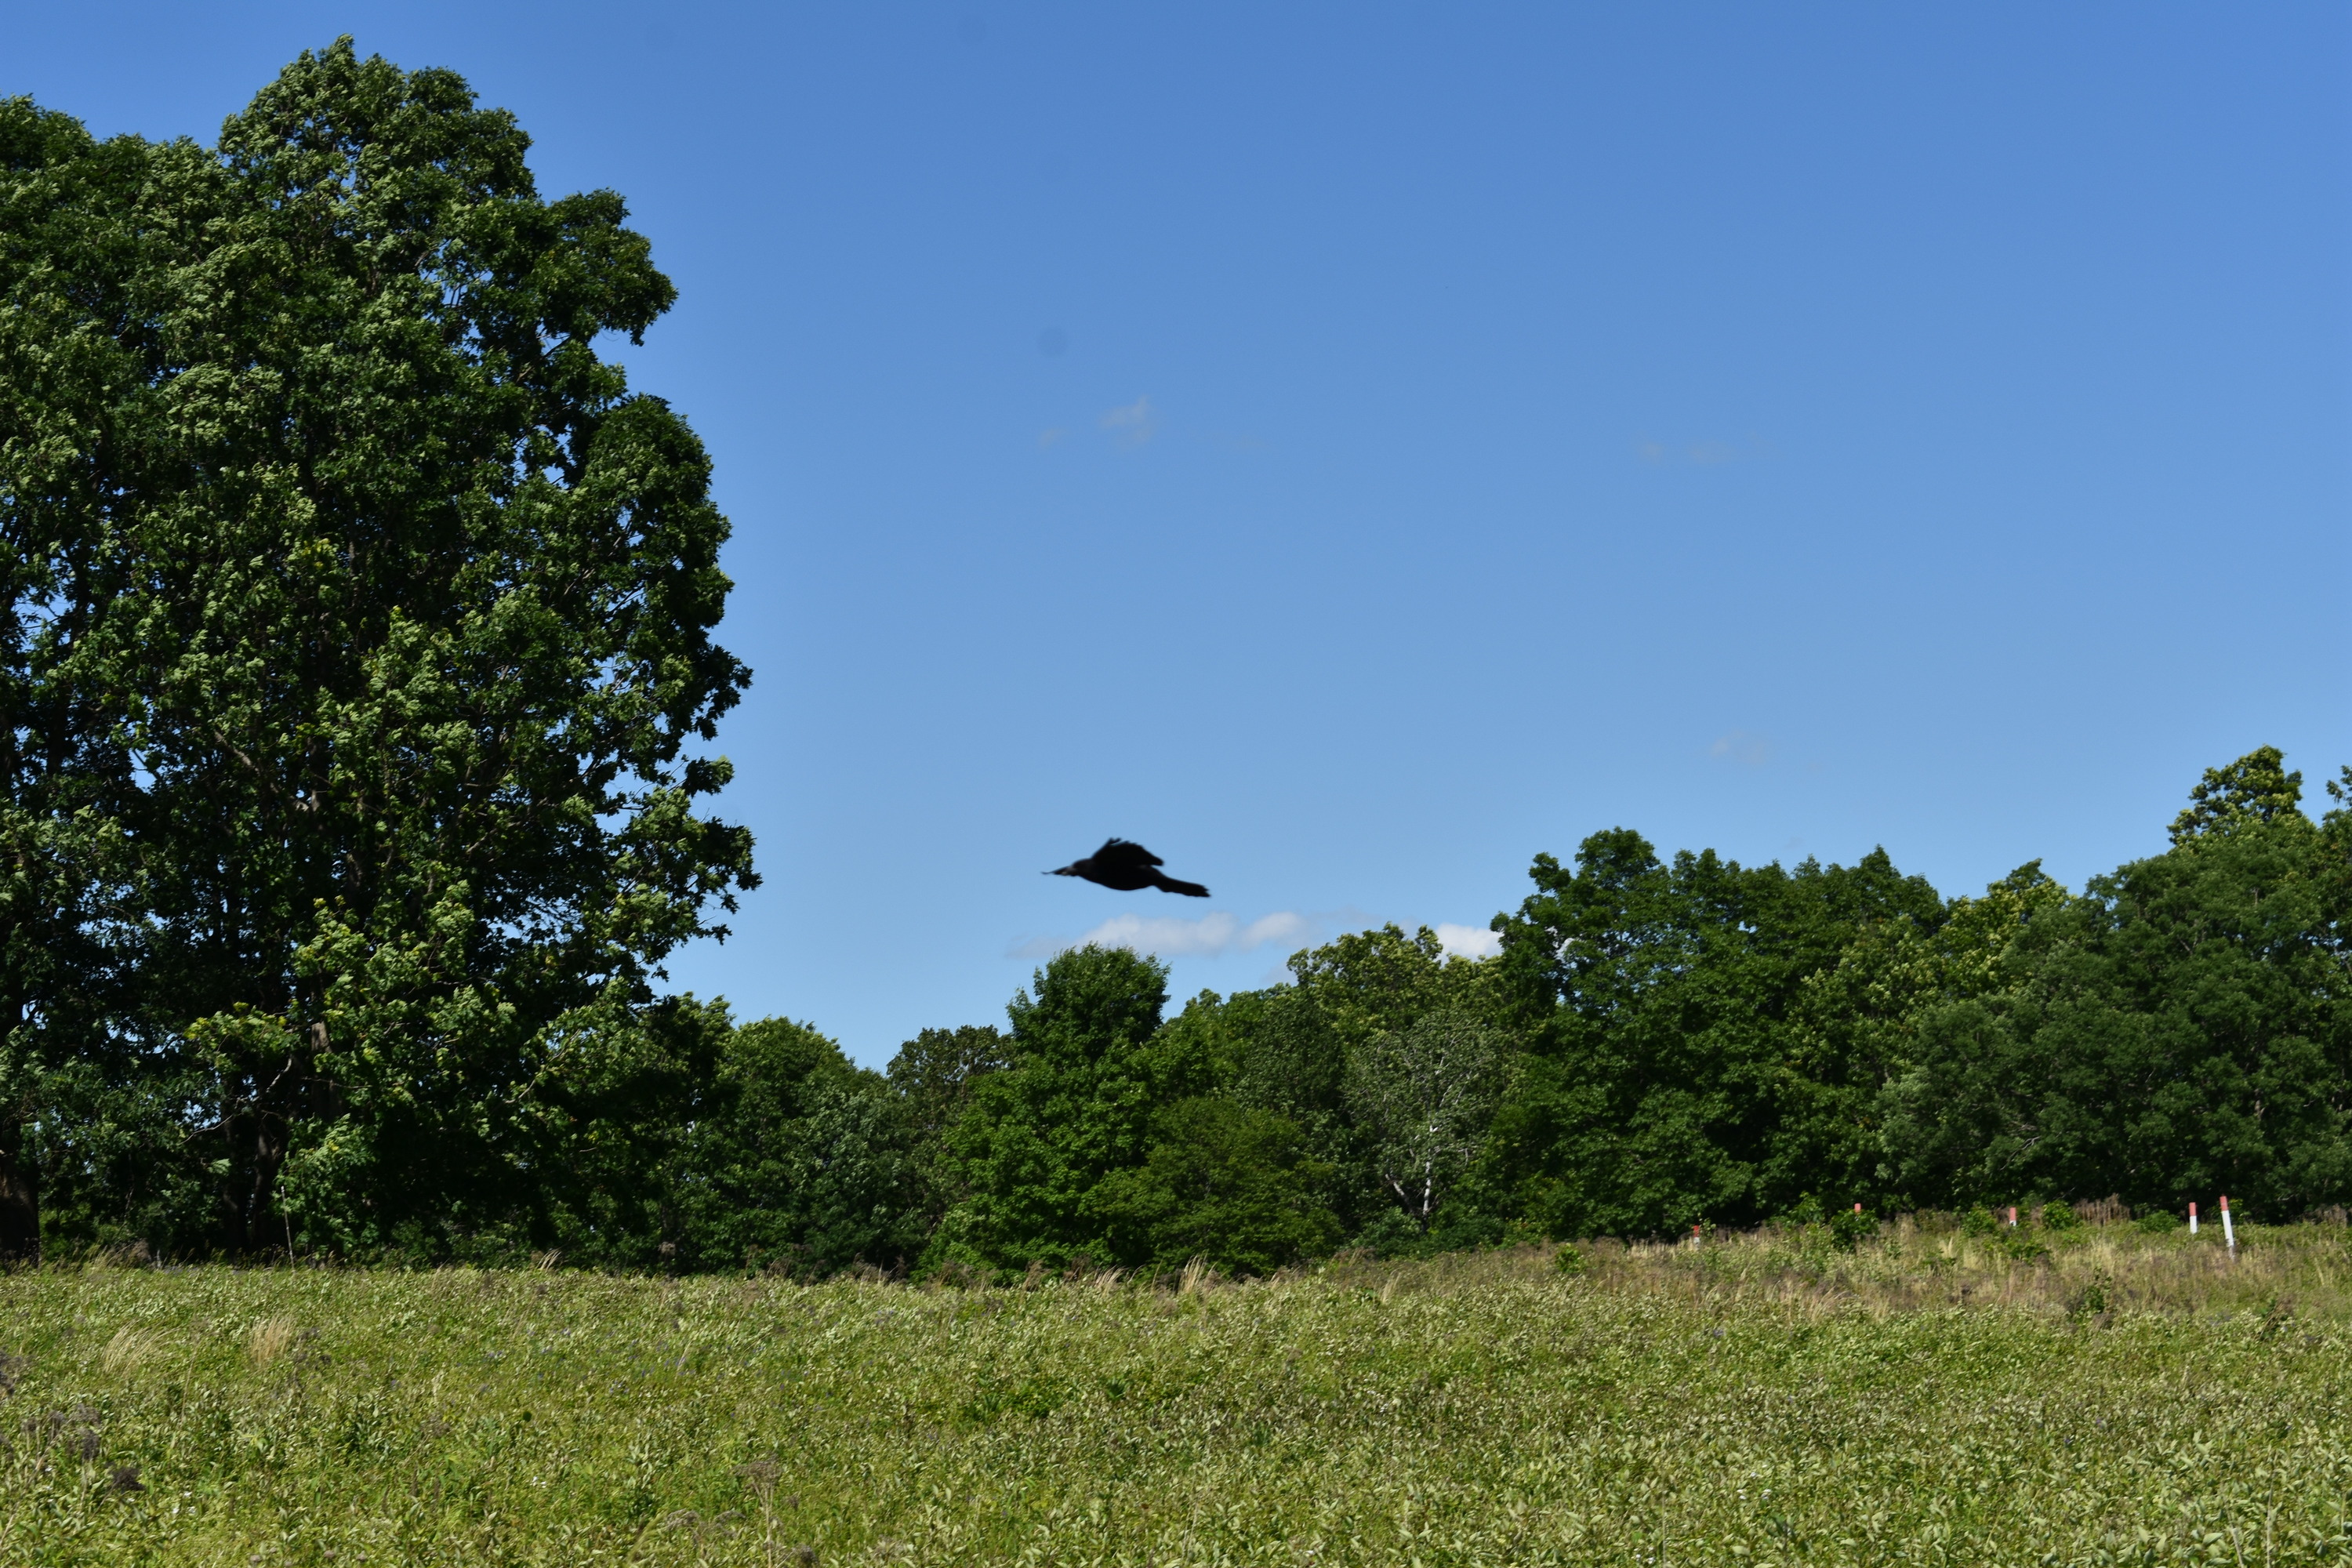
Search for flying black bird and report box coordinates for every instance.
[1047,839,1210,898]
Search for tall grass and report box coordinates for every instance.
[5,1221,2350,1565]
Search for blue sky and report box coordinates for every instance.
[9,4,2347,1064]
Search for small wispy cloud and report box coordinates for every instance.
[1100,394,1159,447]
[1710,729,1773,767]
[1014,911,1507,967]
[1038,426,1068,448]
[1011,909,1312,961]
[1434,923,1501,960]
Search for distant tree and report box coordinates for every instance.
[934,946,1215,1272]
[1798,861,2072,1207]
[1092,1097,1341,1276]
[1225,985,1356,1205]
[667,1018,916,1276]
[1221,924,1512,1243]
[1286,924,1496,1051]
[0,97,158,1261]
[1884,751,2352,1215]
[1346,1007,1505,1229]
[1486,831,1946,1237]
[888,1025,1012,1147]
[887,1023,1013,1227]
[2172,744,2303,844]
[524,994,733,1269]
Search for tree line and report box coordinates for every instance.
[5,47,2350,1272]
[733,744,2347,1281]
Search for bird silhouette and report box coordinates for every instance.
[1047,838,1210,898]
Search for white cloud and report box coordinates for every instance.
[1011,909,1312,961]
[1434,923,1501,960]
[1012,910,1503,967]
[1099,394,1159,446]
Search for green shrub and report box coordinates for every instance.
[1829,1208,1878,1251]
[1350,1209,1428,1259]
[1961,1207,1998,1236]
[2068,1277,2111,1318]
[1999,1229,2049,1262]
[2041,1201,2083,1232]
[2135,1210,2183,1234]
[1553,1243,1588,1276]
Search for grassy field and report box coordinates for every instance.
[5,1219,2352,1566]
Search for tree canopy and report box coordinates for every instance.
[1,42,752,1261]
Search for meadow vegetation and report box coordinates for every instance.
[8,1216,2352,1566]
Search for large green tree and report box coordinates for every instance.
[1,42,754,1257]
[1222,924,1508,1247]
[666,1018,919,1277]
[1883,750,2352,1216]
[1486,832,1947,1237]
[0,97,181,1260]
[886,1023,1013,1229]
[934,946,1210,1272]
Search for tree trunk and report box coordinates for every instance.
[0,1112,39,1264]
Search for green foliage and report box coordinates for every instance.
[1091,1096,1341,1276]
[2171,743,2304,844]
[885,1023,1011,1226]
[0,96,157,1262]
[1997,1229,2049,1263]
[2042,1200,2084,1231]
[1345,1006,1505,1228]
[1828,1207,1878,1250]
[1486,830,1944,1238]
[887,1025,1014,1149]
[935,946,1214,1272]
[1882,777,2352,1217]
[2,42,753,1261]
[1283,923,1499,1048]
[1205,924,1522,1245]
[663,1018,919,1276]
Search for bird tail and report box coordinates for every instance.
[1150,873,1210,898]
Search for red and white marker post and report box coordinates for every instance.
[2188,1202,2198,1235]
[2220,1195,2235,1257]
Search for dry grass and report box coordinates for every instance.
[1327,1213,2352,1322]
[96,1327,165,1376]
[242,1316,298,1370]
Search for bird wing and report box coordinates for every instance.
[1097,838,1163,869]
[1148,871,1210,898]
